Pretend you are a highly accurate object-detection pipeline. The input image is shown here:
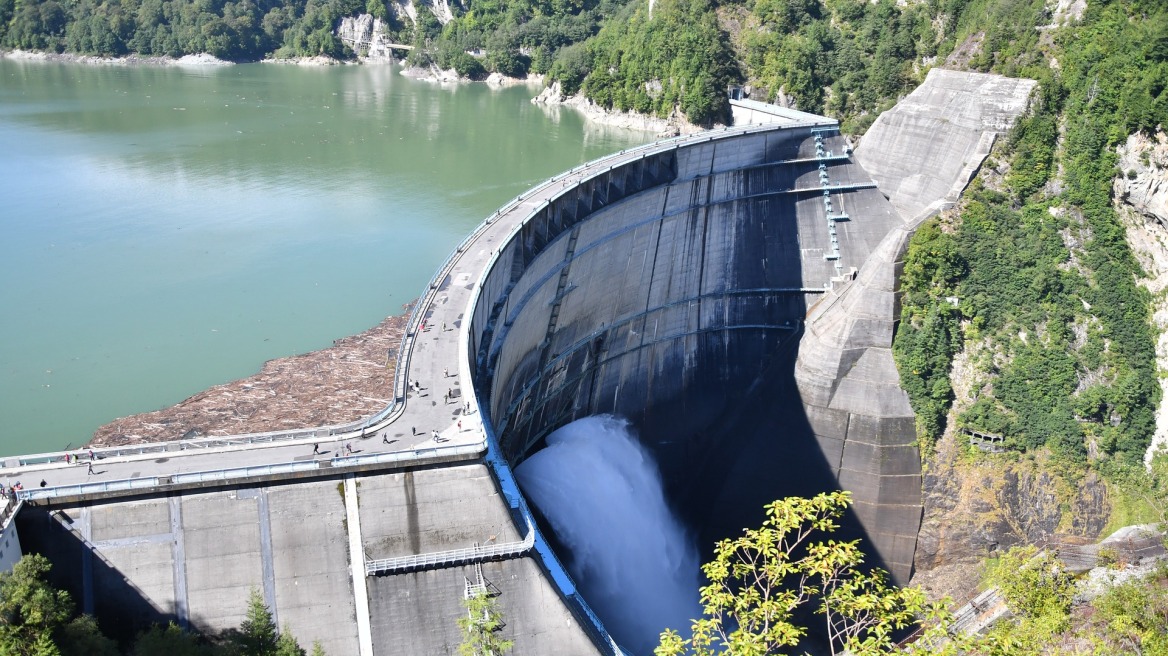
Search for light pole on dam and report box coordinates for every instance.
[0,70,1037,655]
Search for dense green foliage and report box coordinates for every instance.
[456,588,513,656]
[0,0,1084,124]
[657,492,982,656]
[893,0,1167,464]
[0,558,322,655]
[578,0,735,125]
[979,542,1168,656]
[0,555,72,656]
[893,221,965,443]
[0,0,366,59]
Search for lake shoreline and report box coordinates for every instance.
[0,49,236,66]
[0,49,361,67]
[89,306,412,447]
[0,57,652,454]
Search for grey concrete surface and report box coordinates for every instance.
[795,225,922,581]
[3,82,1039,653]
[367,558,600,656]
[86,499,178,619]
[182,490,265,632]
[467,120,926,584]
[358,464,518,560]
[267,480,360,656]
[855,68,1037,225]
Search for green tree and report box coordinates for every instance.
[235,588,278,656]
[1089,563,1168,656]
[133,622,216,656]
[0,554,72,656]
[984,546,1075,646]
[656,492,970,656]
[274,628,306,656]
[56,615,118,656]
[457,588,513,656]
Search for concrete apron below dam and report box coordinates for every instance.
[15,463,595,655]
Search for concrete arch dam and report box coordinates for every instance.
[468,121,922,584]
[0,69,1034,656]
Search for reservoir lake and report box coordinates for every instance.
[0,59,650,456]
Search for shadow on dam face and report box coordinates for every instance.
[469,126,908,649]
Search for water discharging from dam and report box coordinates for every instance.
[515,415,701,654]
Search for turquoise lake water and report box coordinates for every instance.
[0,59,649,456]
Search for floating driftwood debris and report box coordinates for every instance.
[89,305,411,447]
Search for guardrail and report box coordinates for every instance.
[15,476,163,502]
[365,519,535,575]
[13,441,486,503]
[0,497,22,531]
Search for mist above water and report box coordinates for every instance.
[515,415,700,655]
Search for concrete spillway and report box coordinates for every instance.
[467,122,922,581]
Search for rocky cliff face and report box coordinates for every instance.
[911,129,1168,600]
[336,14,397,61]
[911,427,1111,600]
[387,0,454,26]
[336,1,456,58]
[1116,130,1168,464]
[531,80,705,135]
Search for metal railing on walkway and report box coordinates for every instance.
[0,497,22,532]
[365,520,535,576]
[14,441,486,503]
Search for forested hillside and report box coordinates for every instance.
[0,0,1095,127]
[0,0,369,60]
[895,0,1168,471]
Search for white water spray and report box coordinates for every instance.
[515,415,700,655]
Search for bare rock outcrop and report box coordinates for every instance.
[1045,0,1088,28]
[911,428,1111,601]
[531,80,703,136]
[386,0,453,26]
[1117,130,1168,227]
[1116,130,1168,464]
[337,14,399,61]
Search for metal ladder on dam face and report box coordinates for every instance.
[813,128,848,276]
[541,225,581,350]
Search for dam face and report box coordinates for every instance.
[467,124,921,579]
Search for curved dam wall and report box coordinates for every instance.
[466,124,922,582]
